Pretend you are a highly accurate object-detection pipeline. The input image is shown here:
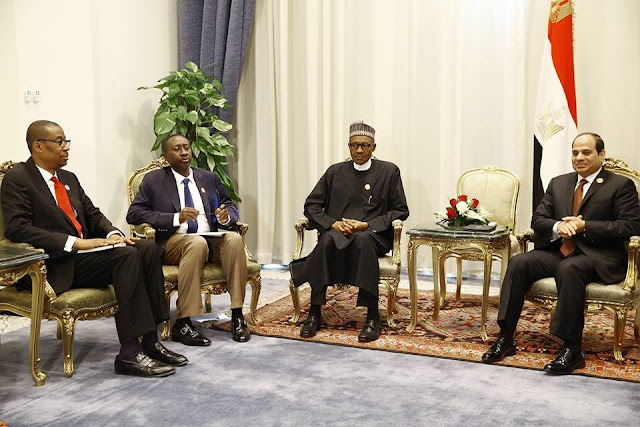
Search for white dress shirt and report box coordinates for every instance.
[171,168,212,233]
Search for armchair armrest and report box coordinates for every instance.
[292,217,310,260]
[391,220,404,266]
[516,228,534,253]
[623,236,639,292]
[131,223,156,241]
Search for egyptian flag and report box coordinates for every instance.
[532,0,578,210]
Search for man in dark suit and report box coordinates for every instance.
[126,134,250,345]
[482,132,640,374]
[1,120,188,377]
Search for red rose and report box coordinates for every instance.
[471,198,479,208]
[446,207,456,219]
[450,198,457,208]
[458,194,468,202]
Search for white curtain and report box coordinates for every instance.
[232,0,640,268]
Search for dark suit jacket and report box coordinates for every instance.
[531,168,640,284]
[1,158,120,293]
[126,166,239,248]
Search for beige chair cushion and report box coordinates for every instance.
[0,285,116,314]
[529,278,636,304]
[379,255,400,277]
[162,260,261,284]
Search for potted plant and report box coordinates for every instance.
[138,62,239,201]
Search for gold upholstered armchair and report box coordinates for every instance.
[289,217,404,327]
[126,159,262,340]
[519,158,640,362]
[444,165,520,299]
[0,161,118,384]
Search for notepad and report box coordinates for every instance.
[77,242,126,254]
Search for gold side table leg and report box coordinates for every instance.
[481,249,493,342]
[289,279,301,324]
[432,246,441,320]
[28,262,47,386]
[406,239,419,333]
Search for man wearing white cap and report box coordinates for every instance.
[290,121,409,342]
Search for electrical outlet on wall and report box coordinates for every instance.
[33,89,41,103]
[24,89,33,103]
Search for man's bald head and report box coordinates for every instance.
[26,120,61,152]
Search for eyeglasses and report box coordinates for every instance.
[37,139,71,148]
[348,142,373,150]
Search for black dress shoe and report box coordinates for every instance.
[544,348,585,375]
[114,353,175,377]
[481,336,516,364]
[300,315,321,338]
[358,319,382,342]
[144,342,189,366]
[231,317,251,342]
[172,323,211,346]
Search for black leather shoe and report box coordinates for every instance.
[358,319,382,342]
[143,342,189,366]
[172,323,211,346]
[114,353,175,377]
[481,336,516,364]
[300,315,321,338]
[544,348,585,375]
[232,317,251,342]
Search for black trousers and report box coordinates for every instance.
[497,248,600,346]
[300,230,390,309]
[73,239,169,343]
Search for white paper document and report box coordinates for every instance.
[77,242,126,254]
[189,231,228,237]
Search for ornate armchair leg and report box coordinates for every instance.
[382,280,397,328]
[635,306,640,342]
[161,320,171,341]
[613,308,627,362]
[289,279,301,324]
[456,258,462,301]
[27,263,47,386]
[162,285,174,341]
[204,293,212,313]
[60,310,76,378]
[248,275,262,325]
[56,322,62,340]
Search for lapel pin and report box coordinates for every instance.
[596,178,604,184]
[364,183,371,190]
[200,187,206,193]
[64,184,71,191]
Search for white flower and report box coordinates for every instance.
[463,209,488,223]
[456,201,469,213]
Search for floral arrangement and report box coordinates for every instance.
[434,194,491,227]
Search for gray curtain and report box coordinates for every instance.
[178,0,256,125]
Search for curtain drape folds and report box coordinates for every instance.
[178,0,256,124]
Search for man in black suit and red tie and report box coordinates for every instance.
[1,120,188,377]
[482,132,640,374]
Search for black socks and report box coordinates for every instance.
[119,339,142,360]
[309,304,322,318]
[366,307,380,323]
[175,317,193,329]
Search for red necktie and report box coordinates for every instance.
[51,176,83,237]
[560,178,587,257]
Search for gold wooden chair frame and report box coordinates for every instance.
[288,217,404,327]
[445,165,520,299]
[126,159,262,340]
[0,161,118,384]
[519,158,640,361]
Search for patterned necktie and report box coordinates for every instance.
[560,178,588,257]
[51,176,83,237]
[182,178,198,233]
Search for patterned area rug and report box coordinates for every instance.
[212,285,640,382]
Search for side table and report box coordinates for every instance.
[406,222,511,341]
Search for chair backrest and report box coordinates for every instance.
[0,161,19,241]
[604,158,640,202]
[457,165,520,230]
[126,158,169,235]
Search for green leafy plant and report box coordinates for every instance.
[138,62,239,201]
